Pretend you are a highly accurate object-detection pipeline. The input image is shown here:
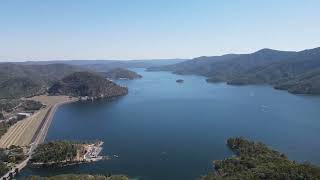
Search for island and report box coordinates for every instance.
[200,137,320,180]
[176,79,184,83]
[48,71,128,100]
[30,140,105,167]
[102,68,142,80]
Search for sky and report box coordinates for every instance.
[0,0,320,61]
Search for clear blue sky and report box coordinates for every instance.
[0,0,319,61]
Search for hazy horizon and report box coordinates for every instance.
[1,0,320,61]
[1,46,320,63]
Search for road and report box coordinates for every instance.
[0,96,77,180]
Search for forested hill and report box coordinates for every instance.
[0,63,84,83]
[0,63,83,99]
[102,68,142,80]
[0,63,130,99]
[48,71,128,98]
[148,47,320,95]
[0,59,183,99]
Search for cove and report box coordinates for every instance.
[20,69,320,180]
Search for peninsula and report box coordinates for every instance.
[0,68,129,179]
[49,71,128,100]
[148,47,320,95]
[200,137,320,180]
[30,140,105,167]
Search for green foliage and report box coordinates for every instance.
[0,63,128,99]
[0,146,26,164]
[0,99,43,137]
[48,72,128,98]
[31,141,79,163]
[20,100,43,111]
[24,174,129,180]
[0,99,21,112]
[5,146,25,164]
[0,146,25,176]
[149,47,320,95]
[201,137,320,180]
[0,77,43,99]
[0,161,9,177]
[0,63,83,99]
[0,99,42,112]
[0,120,18,138]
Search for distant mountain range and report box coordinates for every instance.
[148,47,320,95]
[17,59,186,71]
[1,48,320,97]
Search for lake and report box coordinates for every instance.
[20,69,320,180]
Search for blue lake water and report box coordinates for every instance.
[20,69,320,180]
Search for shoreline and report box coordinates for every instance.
[29,141,106,168]
[1,95,122,179]
[0,96,78,149]
[29,156,110,168]
[31,98,77,145]
[0,96,77,180]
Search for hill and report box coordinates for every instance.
[102,68,142,80]
[273,68,320,94]
[48,72,128,99]
[0,77,45,99]
[0,63,83,99]
[0,63,84,84]
[148,47,320,95]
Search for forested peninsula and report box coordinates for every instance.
[200,138,320,180]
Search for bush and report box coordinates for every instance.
[31,141,79,163]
